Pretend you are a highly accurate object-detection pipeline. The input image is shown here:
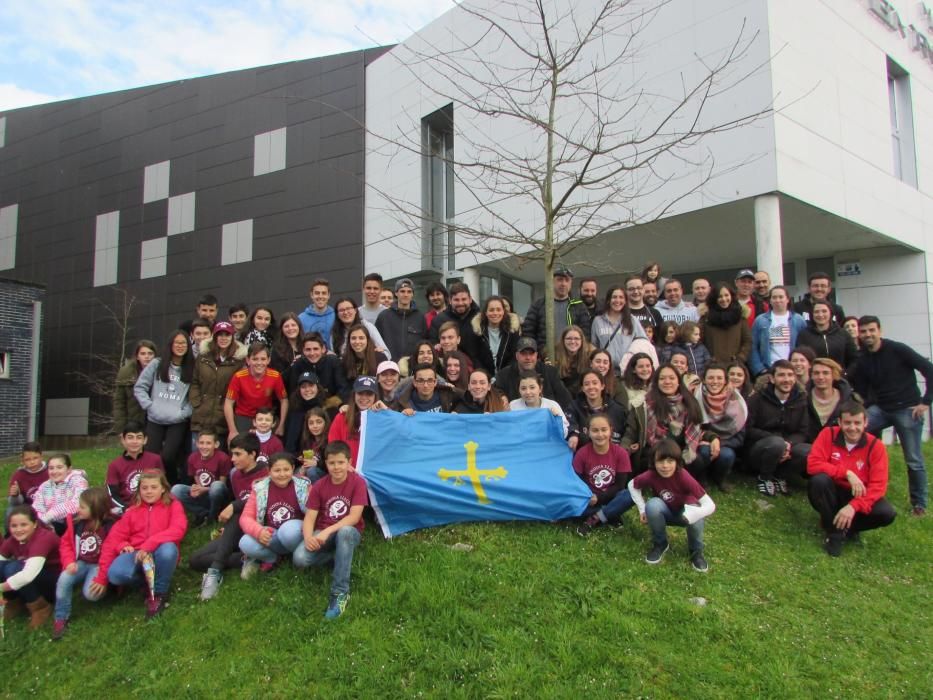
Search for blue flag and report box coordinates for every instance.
[358,409,592,538]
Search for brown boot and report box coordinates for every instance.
[3,597,25,620]
[25,597,52,629]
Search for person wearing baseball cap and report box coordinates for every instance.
[521,264,592,352]
[492,336,573,409]
[327,376,379,467]
[376,278,427,361]
[735,268,768,327]
[190,320,248,448]
[375,360,403,404]
[283,371,325,454]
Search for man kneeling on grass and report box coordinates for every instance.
[806,400,896,556]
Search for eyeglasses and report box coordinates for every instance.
[413,377,436,384]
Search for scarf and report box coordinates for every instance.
[705,303,743,329]
[696,386,748,437]
[645,394,702,462]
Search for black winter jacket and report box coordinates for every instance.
[796,324,858,372]
[745,383,810,446]
[522,297,592,353]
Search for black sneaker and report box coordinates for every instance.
[823,532,845,557]
[645,543,669,565]
[845,529,861,543]
[691,553,709,573]
[757,477,776,498]
[575,514,600,537]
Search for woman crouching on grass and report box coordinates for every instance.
[0,505,60,630]
[89,470,187,619]
[239,453,311,580]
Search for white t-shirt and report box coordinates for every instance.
[769,312,791,364]
[508,398,569,438]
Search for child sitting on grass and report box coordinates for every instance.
[52,487,114,639]
[106,422,164,515]
[0,505,60,630]
[90,470,187,619]
[239,453,311,579]
[297,406,329,482]
[293,441,368,619]
[574,414,634,536]
[170,430,231,526]
[629,438,715,572]
[32,453,89,536]
[7,441,47,510]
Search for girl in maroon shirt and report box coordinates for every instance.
[0,505,61,629]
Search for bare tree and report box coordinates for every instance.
[69,287,142,434]
[367,0,773,359]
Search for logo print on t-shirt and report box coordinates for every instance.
[128,472,142,493]
[269,504,294,527]
[79,534,100,556]
[197,471,213,487]
[660,489,674,503]
[328,498,349,520]
[26,484,40,499]
[592,468,613,490]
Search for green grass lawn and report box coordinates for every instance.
[1,444,931,698]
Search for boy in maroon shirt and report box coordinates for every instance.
[293,441,368,619]
[105,422,164,514]
[7,441,48,510]
[251,406,285,459]
[170,430,232,526]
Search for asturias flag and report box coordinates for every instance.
[358,409,592,537]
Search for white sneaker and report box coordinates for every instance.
[240,558,259,581]
[199,568,223,600]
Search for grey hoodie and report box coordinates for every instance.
[134,358,192,425]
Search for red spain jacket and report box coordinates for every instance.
[807,426,888,514]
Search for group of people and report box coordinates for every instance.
[3,264,928,634]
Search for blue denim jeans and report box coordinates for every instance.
[106,542,178,596]
[239,519,305,563]
[868,405,928,509]
[645,497,705,556]
[584,488,636,523]
[292,526,361,596]
[0,559,57,603]
[171,481,229,520]
[690,444,737,484]
[54,560,105,620]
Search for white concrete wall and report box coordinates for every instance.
[365,0,778,279]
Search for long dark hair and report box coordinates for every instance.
[78,486,113,533]
[299,406,330,454]
[622,352,654,391]
[342,324,378,381]
[158,330,194,383]
[601,284,633,334]
[479,296,508,335]
[646,363,702,424]
[133,339,157,371]
[589,348,618,396]
[407,340,441,376]
[331,297,362,353]
[444,351,471,391]
[705,282,743,328]
[273,312,303,364]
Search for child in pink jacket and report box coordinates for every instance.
[31,454,88,536]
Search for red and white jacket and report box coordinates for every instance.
[807,426,889,513]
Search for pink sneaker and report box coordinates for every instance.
[52,618,69,640]
[259,560,278,574]
[145,595,165,619]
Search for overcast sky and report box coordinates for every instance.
[0,0,456,111]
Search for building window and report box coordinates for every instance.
[140,237,167,279]
[0,116,6,148]
[887,57,917,188]
[0,350,10,380]
[422,105,454,272]
[167,192,196,236]
[254,127,286,176]
[221,219,253,266]
[93,211,120,287]
[143,160,171,203]
[0,203,17,271]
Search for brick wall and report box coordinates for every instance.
[0,277,44,457]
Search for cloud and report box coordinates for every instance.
[0,0,458,110]
[0,83,68,111]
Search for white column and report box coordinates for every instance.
[462,266,481,299]
[754,194,784,285]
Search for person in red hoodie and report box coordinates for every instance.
[89,470,187,618]
[807,400,896,557]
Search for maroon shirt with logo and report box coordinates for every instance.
[265,481,303,528]
[0,526,62,572]
[75,521,112,564]
[632,469,706,513]
[106,452,165,505]
[305,471,369,533]
[8,464,49,506]
[572,444,632,495]
[187,451,232,487]
[230,465,269,502]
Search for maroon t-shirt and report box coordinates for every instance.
[8,464,49,505]
[306,472,369,533]
[0,526,61,572]
[187,451,232,487]
[257,434,285,460]
[265,481,302,529]
[572,443,632,495]
[106,452,165,505]
[230,465,269,502]
[632,469,706,513]
[75,521,112,564]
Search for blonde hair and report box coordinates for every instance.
[811,357,843,381]
[133,470,172,506]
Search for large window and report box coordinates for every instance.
[422,105,454,272]
[886,57,917,188]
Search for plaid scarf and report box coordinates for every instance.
[646,394,702,463]
[696,386,748,438]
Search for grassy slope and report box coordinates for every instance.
[0,445,930,699]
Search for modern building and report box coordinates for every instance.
[0,48,387,436]
[365,0,933,357]
[0,277,43,456]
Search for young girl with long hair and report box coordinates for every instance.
[591,285,647,371]
[574,414,635,536]
[271,312,304,374]
[554,325,592,395]
[331,297,389,359]
[298,406,330,481]
[443,351,472,393]
[0,505,60,630]
[328,376,378,466]
[453,369,509,414]
[32,453,89,535]
[569,370,627,451]
[244,306,276,348]
[472,295,520,373]
[134,330,194,484]
[189,321,247,447]
[341,324,387,382]
[52,487,114,638]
